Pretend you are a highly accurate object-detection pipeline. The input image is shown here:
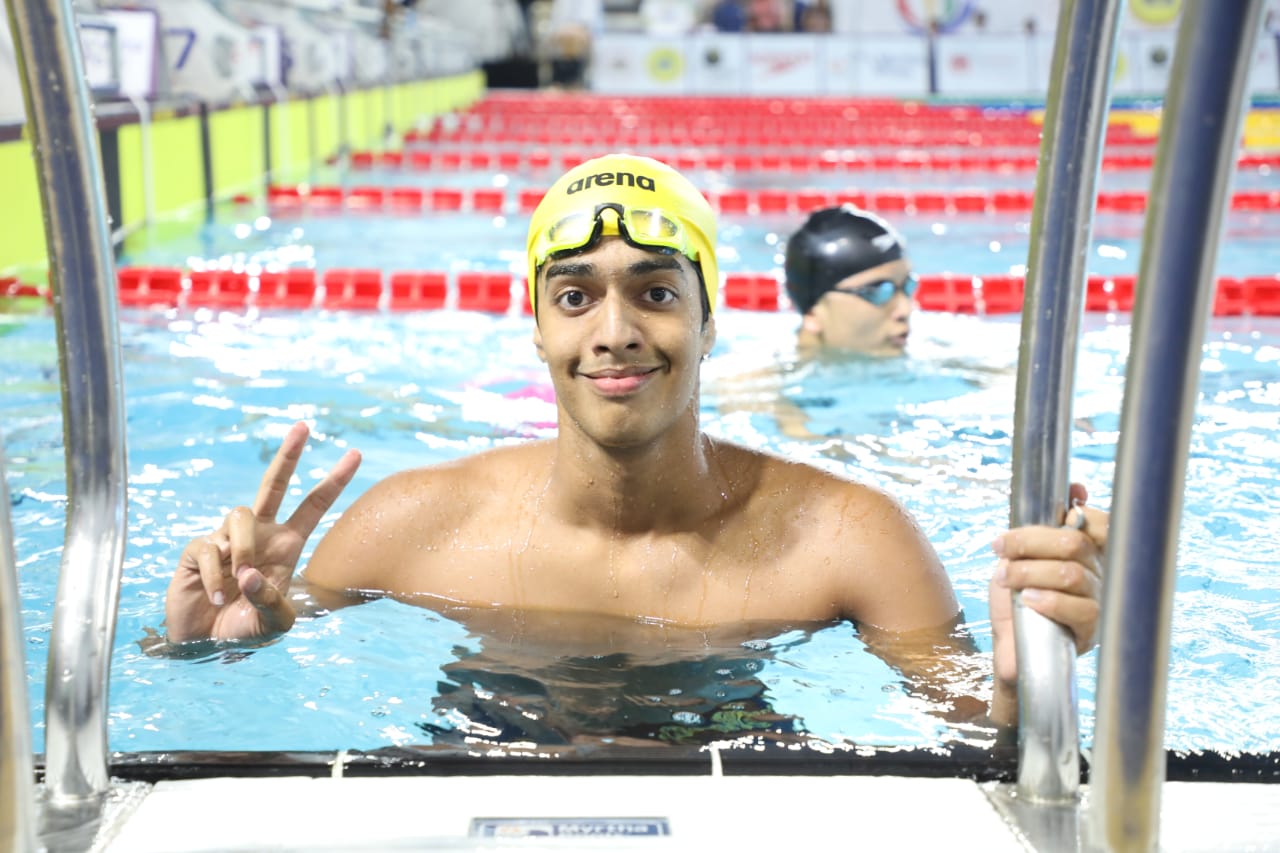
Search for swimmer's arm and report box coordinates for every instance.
[825,488,1005,728]
[830,486,959,635]
[857,618,1000,731]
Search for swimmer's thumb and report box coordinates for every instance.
[239,567,296,635]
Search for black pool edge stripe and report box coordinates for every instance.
[28,746,1280,784]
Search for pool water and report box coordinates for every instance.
[5,137,1280,757]
[115,198,1280,288]
[5,293,1280,756]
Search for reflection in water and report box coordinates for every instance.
[409,606,813,748]
[423,644,799,747]
[395,604,994,750]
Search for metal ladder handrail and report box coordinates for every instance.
[1008,0,1123,807]
[1088,2,1265,849]
[1,440,36,853]
[5,0,129,846]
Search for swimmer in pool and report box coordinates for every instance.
[785,205,917,358]
[163,154,1106,728]
[711,204,1012,444]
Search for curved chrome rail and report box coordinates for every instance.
[5,0,129,840]
[1,441,36,853]
[1010,0,1122,804]
[1089,2,1266,850]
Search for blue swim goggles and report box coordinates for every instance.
[831,273,919,307]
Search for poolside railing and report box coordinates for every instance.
[1089,1,1267,849]
[0,440,35,853]
[1007,0,1123,809]
[5,0,129,843]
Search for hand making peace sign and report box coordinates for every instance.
[164,422,362,644]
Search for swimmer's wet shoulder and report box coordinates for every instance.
[302,435,958,634]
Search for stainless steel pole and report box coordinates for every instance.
[1010,0,1123,803]
[0,442,36,853]
[1088,2,1265,850]
[5,0,129,833]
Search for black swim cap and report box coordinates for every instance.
[784,206,907,314]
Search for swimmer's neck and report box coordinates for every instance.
[547,416,731,533]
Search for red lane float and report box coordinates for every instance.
[112,267,1280,317]
[252,184,1280,216]
[352,149,1280,174]
[2,276,46,299]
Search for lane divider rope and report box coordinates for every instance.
[252,183,1280,216]
[28,267,1274,318]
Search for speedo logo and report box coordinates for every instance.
[565,171,656,194]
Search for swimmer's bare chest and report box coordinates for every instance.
[377,513,847,626]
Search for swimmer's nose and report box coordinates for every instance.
[592,293,642,354]
[888,290,914,319]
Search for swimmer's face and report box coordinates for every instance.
[801,259,914,357]
[532,236,716,448]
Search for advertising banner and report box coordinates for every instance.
[825,36,928,96]
[591,34,687,94]
[0,14,24,124]
[935,35,1036,95]
[1113,30,1177,95]
[163,1,261,103]
[744,35,822,95]
[249,25,283,89]
[77,17,121,96]
[104,8,161,99]
[687,33,749,94]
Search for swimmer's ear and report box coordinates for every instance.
[801,312,824,336]
[533,324,547,362]
[701,315,717,358]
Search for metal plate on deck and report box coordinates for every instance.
[471,817,671,838]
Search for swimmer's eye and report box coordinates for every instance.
[646,286,677,304]
[555,289,589,309]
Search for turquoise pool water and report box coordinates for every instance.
[3,180,1280,757]
[115,194,1280,285]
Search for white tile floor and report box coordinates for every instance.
[92,774,1280,852]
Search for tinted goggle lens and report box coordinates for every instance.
[839,274,919,306]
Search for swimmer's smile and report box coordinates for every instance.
[580,364,662,397]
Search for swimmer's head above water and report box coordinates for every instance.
[784,205,916,357]
[526,153,719,319]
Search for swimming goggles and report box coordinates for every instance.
[832,273,919,307]
[530,202,702,272]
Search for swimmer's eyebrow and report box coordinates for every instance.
[543,256,684,281]
[626,257,684,277]
[543,260,596,281]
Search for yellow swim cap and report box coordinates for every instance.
[526,153,719,315]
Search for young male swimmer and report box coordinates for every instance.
[164,154,1105,727]
[785,205,918,357]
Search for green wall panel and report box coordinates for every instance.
[270,98,313,184]
[0,72,483,280]
[313,94,340,164]
[0,137,48,279]
[345,89,371,151]
[119,115,204,226]
[210,106,265,199]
